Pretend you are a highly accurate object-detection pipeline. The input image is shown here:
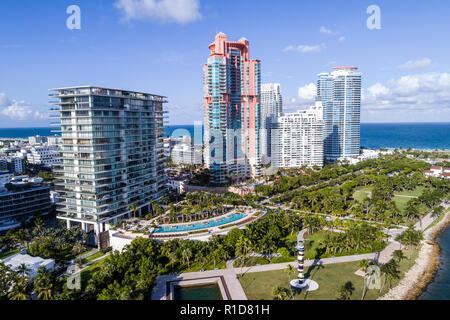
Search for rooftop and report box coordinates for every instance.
[49,85,167,99]
[1,253,55,279]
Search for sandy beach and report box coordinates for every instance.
[379,210,450,300]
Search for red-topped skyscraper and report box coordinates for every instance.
[204,33,261,184]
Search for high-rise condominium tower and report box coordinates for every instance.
[271,102,324,169]
[261,83,283,164]
[204,33,262,184]
[50,86,167,244]
[317,67,361,161]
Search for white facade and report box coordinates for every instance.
[4,157,25,174]
[167,177,187,194]
[28,136,47,145]
[46,136,62,147]
[0,170,13,190]
[171,144,202,165]
[271,102,324,169]
[261,83,283,164]
[26,145,62,167]
[1,253,55,280]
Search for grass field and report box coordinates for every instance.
[353,186,373,203]
[238,246,420,300]
[80,255,110,289]
[394,186,427,197]
[352,185,430,214]
[81,251,106,264]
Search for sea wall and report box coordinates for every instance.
[379,210,450,300]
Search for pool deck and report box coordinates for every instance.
[152,269,248,300]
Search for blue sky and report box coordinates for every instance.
[0,0,449,127]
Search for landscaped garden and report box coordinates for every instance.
[238,245,420,300]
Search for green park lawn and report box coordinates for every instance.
[238,245,420,300]
[80,255,110,289]
[352,185,430,215]
[81,250,106,264]
[393,186,427,197]
[352,186,373,203]
[234,231,387,268]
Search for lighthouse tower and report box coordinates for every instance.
[290,229,319,292]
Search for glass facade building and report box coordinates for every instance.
[50,86,167,241]
[317,67,361,161]
[260,83,283,164]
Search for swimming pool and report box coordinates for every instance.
[153,213,246,233]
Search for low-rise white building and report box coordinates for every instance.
[0,170,13,191]
[168,177,188,194]
[1,253,55,280]
[26,145,61,167]
[425,166,450,179]
[171,144,202,165]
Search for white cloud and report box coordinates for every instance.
[320,26,335,35]
[363,72,450,112]
[298,83,317,102]
[0,93,11,107]
[397,57,432,70]
[338,36,346,42]
[0,93,48,121]
[282,43,326,53]
[114,0,201,24]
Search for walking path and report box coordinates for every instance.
[380,205,450,300]
[233,253,376,275]
[393,195,419,199]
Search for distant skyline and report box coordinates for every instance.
[0,0,450,127]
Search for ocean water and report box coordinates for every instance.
[360,123,450,150]
[1,123,449,150]
[167,123,450,150]
[0,127,56,139]
[419,227,450,300]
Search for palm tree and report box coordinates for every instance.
[432,206,444,219]
[392,250,406,264]
[16,263,30,278]
[182,248,193,269]
[9,278,30,300]
[33,218,44,234]
[128,204,139,220]
[271,286,290,300]
[336,281,355,300]
[73,241,84,266]
[33,267,54,300]
[285,264,296,299]
[358,259,369,300]
[15,229,31,249]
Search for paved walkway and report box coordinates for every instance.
[365,202,447,266]
[233,253,376,275]
[393,195,418,199]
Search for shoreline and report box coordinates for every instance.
[379,210,450,300]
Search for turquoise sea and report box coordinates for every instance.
[1,123,449,150]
